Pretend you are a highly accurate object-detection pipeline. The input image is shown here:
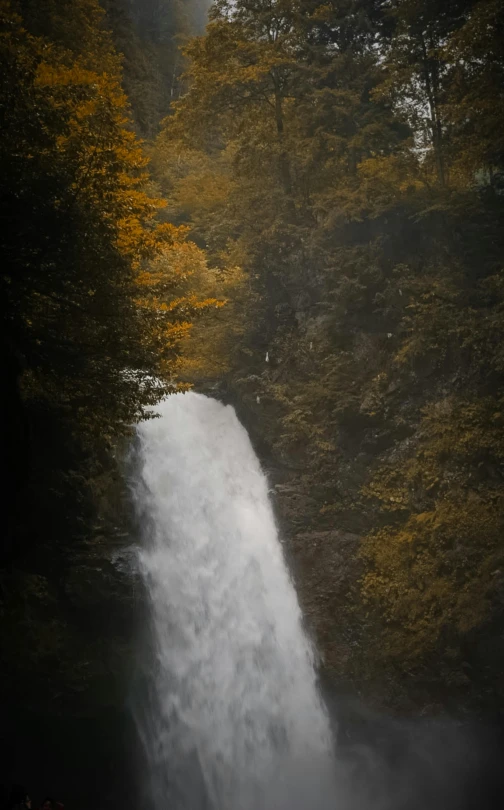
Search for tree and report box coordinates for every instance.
[0,0,224,573]
[153,0,504,707]
[101,0,212,137]
[442,0,504,187]
[374,0,475,186]
[0,0,220,446]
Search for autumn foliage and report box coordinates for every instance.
[0,0,219,443]
[152,0,504,705]
[2,0,504,710]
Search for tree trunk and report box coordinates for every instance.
[420,33,445,187]
[273,72,293,197]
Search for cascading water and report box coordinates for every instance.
[132,392,338,810]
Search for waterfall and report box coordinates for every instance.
[132,392,338,810]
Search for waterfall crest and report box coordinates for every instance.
[132,392,337,810]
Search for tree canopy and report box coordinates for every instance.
[151,0,504,705]
[1,0,220,444]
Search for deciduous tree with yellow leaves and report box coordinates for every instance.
[0,0,219,445]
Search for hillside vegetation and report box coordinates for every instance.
[152,0,504,710]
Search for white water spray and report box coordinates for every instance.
[132,393,338,810]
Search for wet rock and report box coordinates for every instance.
[289,530,362,678]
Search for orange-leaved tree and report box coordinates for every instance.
[0,0,222,441]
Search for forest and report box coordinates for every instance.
[154,0,504,710]
[1,0,504,806]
